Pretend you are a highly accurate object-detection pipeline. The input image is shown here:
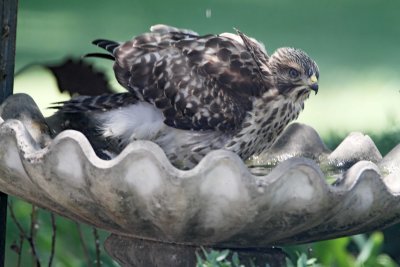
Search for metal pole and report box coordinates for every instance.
[0,194,6,267]
[0,0,18,266]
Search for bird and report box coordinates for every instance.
[49,24,319,169]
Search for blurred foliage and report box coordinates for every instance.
[323,117,400,156]
[12,0,400,134]
[285,233,398,267]
[285,253,318,267]
[196,249,246,267]
[195,234,400,267]
[5,200,118,267]
[196,248,308,267]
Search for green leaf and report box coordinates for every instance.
[312,237,354,267]
[285,257,296,267]
[376,254,399,267]
[297,253,308,267]
[356,232,385,266]
[352,234,368,251]
[306,257,317,265]
[196,251,205,267]
[231,252,240,266]
[216,250,230,262]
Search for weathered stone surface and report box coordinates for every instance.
[251,123,330,165]
[1,94,400,250]
[328,132,382,168]
[379,144,400,194]
[0,93,51,147]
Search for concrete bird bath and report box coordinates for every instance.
[1,94,400,266]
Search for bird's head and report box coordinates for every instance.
[269,47,319,98]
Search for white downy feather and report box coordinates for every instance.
[95,102,165,144]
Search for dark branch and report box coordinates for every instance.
[48,213,56,267]
[8,202,41,266]
[29,205,41,267]
[93,228,101,267]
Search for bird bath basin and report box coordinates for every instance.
[1,94,400,266]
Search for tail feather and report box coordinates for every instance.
[92,39,120,54]
[84,52,115,60]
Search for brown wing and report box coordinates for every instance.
[112,25,272,131]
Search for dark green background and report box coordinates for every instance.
[14,0,400,135]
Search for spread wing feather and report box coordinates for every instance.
[108,25,272,131]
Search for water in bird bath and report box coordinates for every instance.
[244,123,383,186]
[246,155,349,185]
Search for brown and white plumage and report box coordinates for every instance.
[51,25,319,168]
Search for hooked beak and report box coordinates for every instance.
[308,74,319,95]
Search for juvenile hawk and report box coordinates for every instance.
[51,25,319,168]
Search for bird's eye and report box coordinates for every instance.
[289,68,299,78]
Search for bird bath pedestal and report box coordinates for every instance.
[104,236,285,266]
[1,94,400,266]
